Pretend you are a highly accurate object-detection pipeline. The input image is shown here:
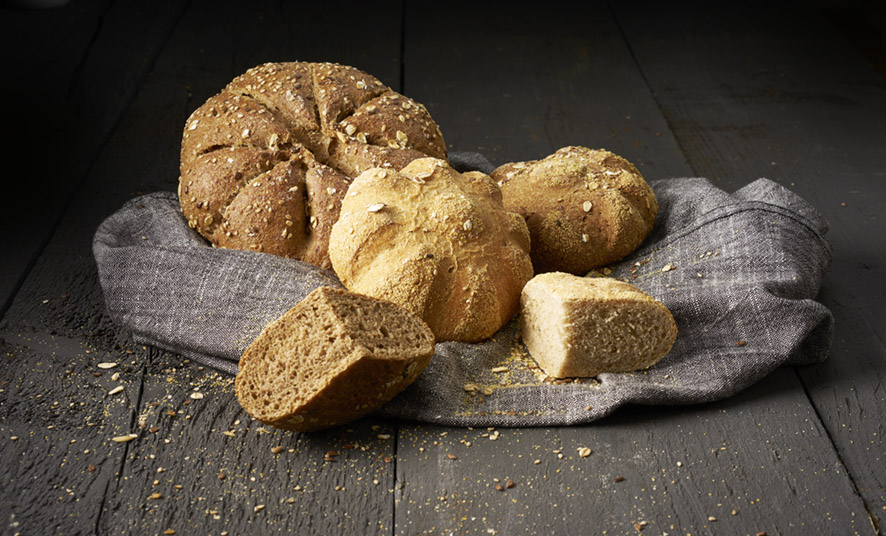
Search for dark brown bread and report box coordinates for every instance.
[328,158,534,343]
[179,62,447,269]
[235,287,435,432]
[521,273,677,378]
[491,146,658,274]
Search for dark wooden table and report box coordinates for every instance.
[2,1,884,535]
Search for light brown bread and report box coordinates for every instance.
[328,158,534,343]
[235,286,435,432]
[520,272,677,378]
[179,62,447,269]
[491,146,657,274]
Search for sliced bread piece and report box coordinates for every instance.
[520,272,677,378]
[235,286,435,431]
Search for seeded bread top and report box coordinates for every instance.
[492,146,657,274]
[179,62,447,269]
[329,158,534,343]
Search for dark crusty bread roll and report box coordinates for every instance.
[521,272,677,378]
[235,287,435,432]
[328,158,534,343]
[179,62,447,269]
[491,146,657,274]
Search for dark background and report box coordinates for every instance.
[1,1,884,535]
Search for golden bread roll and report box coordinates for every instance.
[492,146,657,274]
[329,158,534,343]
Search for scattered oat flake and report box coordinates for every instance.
[367,203,385,212]
[377,434,391,440]
[97,362,117,369]
[108,386,124,395]
[271,446,284,454]
[190,392,204,400]
[112,434,138,443]
[163,530,176,536]
[582,201,593,212]
[662,263,676,272]
[463,220,472,231]
[149,492,163,500]
[708,516,717,522]
[491,366,509,373]
[222,430,236,437]
[447,453,457,460]
[254,504,265,513]
[578,447,592,458]
[463,383,477,392]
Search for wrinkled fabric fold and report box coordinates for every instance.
[93,152,833,426]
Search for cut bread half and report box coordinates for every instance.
[235,286,435,431]
[521,272,677,378]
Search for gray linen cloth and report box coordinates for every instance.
[93,152,833,426]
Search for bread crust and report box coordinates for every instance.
[491,146,657,274]
[179,62,447,269]
[328,158,534,343]
[520,273,677,378]
[235,287,435,432]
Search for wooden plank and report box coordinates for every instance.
[397,372,869,535]
[0,4,187,533]
[99,348,398,536]
[0,0,188,318]
[0,0,407,534]
[396,2,874,534]
[612,2,886,529]
[0,331,147,536]
[404,2,690,176]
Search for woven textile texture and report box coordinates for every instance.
[93,152,833,426]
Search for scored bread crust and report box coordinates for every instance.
[235,286,436,432]
[328,158,534,343]
[520,272,677,378]
[179,62,447,269]
[491,146,657,274]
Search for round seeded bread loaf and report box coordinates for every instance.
[521,272,677,378]
[491,146,657,274]
[328,158,534,343]
[235,286,436,432]
[179,62,447,269]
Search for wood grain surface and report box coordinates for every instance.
[1,1,883,535]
